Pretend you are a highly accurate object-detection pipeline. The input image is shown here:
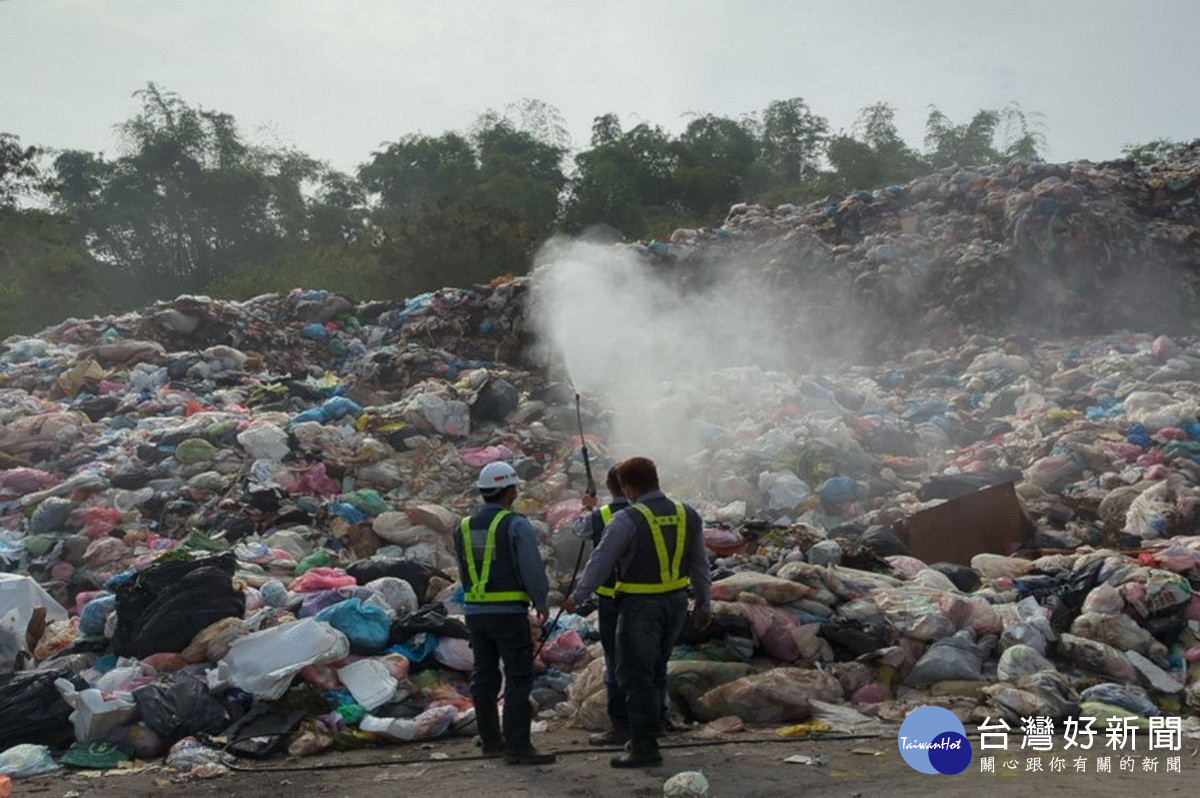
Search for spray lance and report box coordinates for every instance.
[535,393,595,658]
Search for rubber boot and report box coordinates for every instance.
[473,702,505,758]
[503,698,556,765]
[609,714,662,768]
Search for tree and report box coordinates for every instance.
[754,98,829,185]
[358,132,478,207]
[0,133,44,207]
[51,83,321,304]
[0,207,106,336]
[924,106,1002,168]
[674,114,758,217]
[827,103,927,190]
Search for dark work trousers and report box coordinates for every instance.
[614,591,688,755]
[465,613,535,754]
[597,595,628,729]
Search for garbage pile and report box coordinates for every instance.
[3,146,1200,778]
[655,142,1200,358]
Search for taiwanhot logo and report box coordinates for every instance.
[897,706,973,775]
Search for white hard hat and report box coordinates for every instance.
[476,461,523,490]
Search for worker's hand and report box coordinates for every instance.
[535,609,549,628]
[581,492,598,509]
[692,609,712,631]
[562,595,577,615]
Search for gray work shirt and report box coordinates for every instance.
[571,489,711,611]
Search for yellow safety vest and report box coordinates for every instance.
[614,501,690,595]
[459,510,530,603]
[595,504,617,598]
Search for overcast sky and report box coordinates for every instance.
[3,0,1197,172]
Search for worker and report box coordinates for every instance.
[455,461,556,765]
[564,457,711,768]
[567,465,632,746]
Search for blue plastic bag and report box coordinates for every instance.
[315,599,390,655]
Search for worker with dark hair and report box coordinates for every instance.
[564,456,711,768]
[455,461,555,765]
[567,464,632,745]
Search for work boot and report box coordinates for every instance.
[504,747,557,766]
[473,703,505,758]
[502,696,555,764]
[610,715,662,768]
[588,725,631,746]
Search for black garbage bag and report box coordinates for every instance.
[133,677,230,743]
[818,618,887,659]
[391,603,469,641]
[859,526,909,557]
[114,553,244,658]
[930,562,981,592]
[471,379,519,425]
[347,557,434,599]
[0,668,82,749]
[676,611,754,646]
[221,705,306,759]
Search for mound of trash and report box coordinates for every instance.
[4,147,1200,777]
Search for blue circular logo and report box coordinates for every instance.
[897,706,972,775]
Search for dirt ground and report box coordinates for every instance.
[16,729,1200,798]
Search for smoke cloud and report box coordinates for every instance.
[528,236,863,495]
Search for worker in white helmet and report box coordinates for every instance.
[455,461,555,765]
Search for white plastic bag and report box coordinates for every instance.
[338,659,398,711]
[54,679,137,742]
[208,618,349,700]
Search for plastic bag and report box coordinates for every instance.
[1080,683,1158,717]
[712,572,814,605]
[0,669,77,749]
[1070,612,1166,659]
[0,612,20,674]
[290,567,357,593]
[1058,633,1137,681]
[165,737,226,770]
[314,599,391,655]
[667,661,754,717]
[663,771,710,798]
[0,744,58,778]
[359,704,458,741]
[114,553,244,658]
[208,618,350,700]
[433,636,475,672]
[338,659,398,711]
[365,577,418,615]
[997,644,1054,680]
[55,679,137,742]
[905,631,984,686]
[133,677,229,743]
[694,668,841,723]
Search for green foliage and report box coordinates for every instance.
[827,103,927,191]
[2,87,1078,326]
[0,133,44,207]
[1121,138,1191,165]
[0,207,107,337]
[51,83,321,306]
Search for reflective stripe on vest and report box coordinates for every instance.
[459,510,530,603]
[595,504,618,598]
[614,501,690,595]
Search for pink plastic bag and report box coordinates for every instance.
[290,567,357,592]
[536,630,587,670]
[287,463,341,496]
[546,499,584,531]
[704,528,745,557]
[80,507,123,538]
[459,445,515,468]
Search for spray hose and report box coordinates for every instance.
[533,393,595,660]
